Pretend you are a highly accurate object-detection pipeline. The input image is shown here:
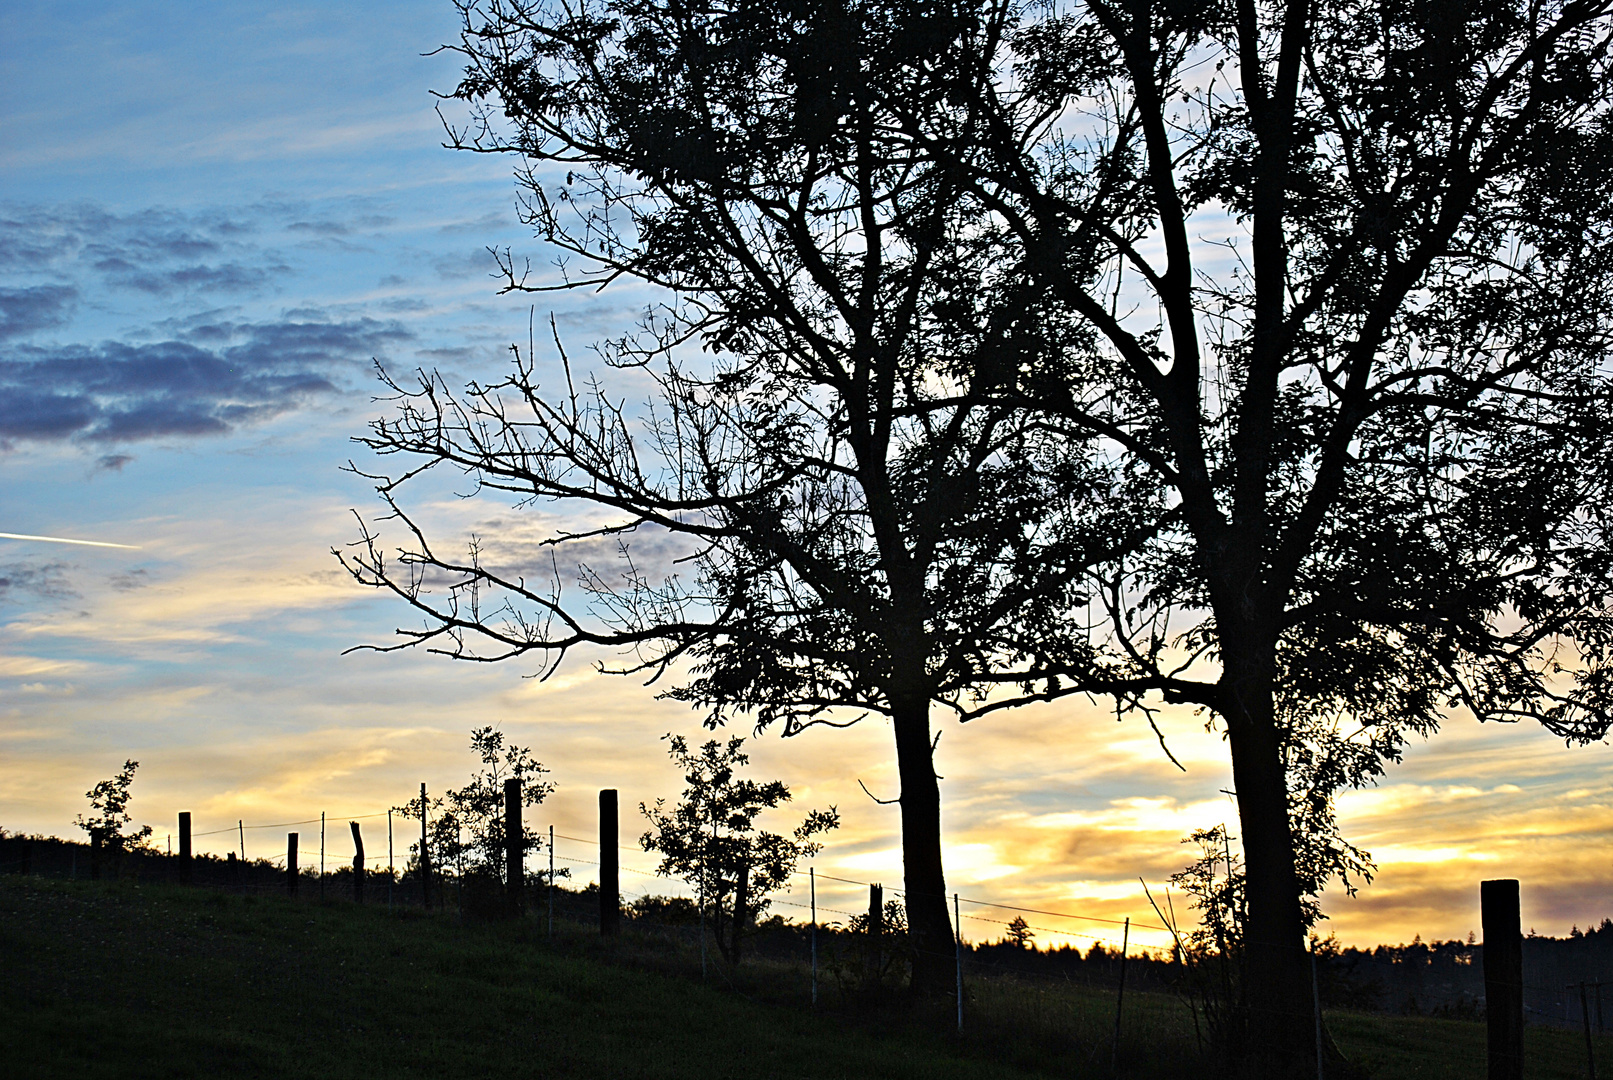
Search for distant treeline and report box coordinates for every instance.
[1320,927,1613,1028]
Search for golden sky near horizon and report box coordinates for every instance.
[1,488,1606,957]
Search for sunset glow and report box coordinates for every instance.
[2,0,1608,963]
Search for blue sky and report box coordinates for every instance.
[3,0,1609,951]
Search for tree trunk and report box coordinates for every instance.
[713,889,732,963]
[890,692,954,999]
[1222,636,1318,1077]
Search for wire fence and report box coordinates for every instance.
[7,798,1612,1058]
[37,804,1174,954]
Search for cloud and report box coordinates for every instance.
[0,561,78,604]
[0,203,308,297]
[0,204,236,272]
[0,316,411,445]
[109,569,150,592]
[287,214,393,237]
[0,285,77,340]
[433,248,502,281]
[107,261,285,296]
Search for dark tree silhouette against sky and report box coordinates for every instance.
[340,0,1160,1000]
[342,0,1613,1067]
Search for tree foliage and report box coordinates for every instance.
[394,726,556,883]
[1003,915,1035,949]
[340,0,1157,994]
[74,759,154,857]
[640,733,837,963]
[342,0,1613,1054]
[887,0,1613,1065]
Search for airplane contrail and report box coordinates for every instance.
[0,531,141,550]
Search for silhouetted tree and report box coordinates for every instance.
[339,0,1157,998]
[880,0,1613,1068]
[1003,915,1035,949]
[394,726,555,886]
[640,733,836,963]
[74,760,154,874]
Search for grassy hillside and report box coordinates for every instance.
[2,876,1607,1078]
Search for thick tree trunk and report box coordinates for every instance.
[1221,637,1318,1078]
[889,692,955,999]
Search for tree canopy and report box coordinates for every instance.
[344,0,1613,1065]
[640,733,838,963]
[872,0,1613,1066]
[341,0,1159,994]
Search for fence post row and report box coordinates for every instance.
[1483,878,1524,1080]
[505,778,523,915]
[287,832,299,895]
[350,821,365,904]
[178,811,192,884]
[599,788,619,937]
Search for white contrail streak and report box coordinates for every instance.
[0,531,141,550]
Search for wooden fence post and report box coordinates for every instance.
[1579,982,1597,1080]
[287,832,299,895]
[178,812,192,884]
[955,892,964,1032]
[505,778,523,916]
[1112,916,1130,1068]
[810,867,818,1007]
[1483,878,1524,1080]
[419,782,430,909]
[599,789,619,937]
[350,821,365,904]
[732,857,751,965]
[865,883,884,988]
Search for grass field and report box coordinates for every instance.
[2,875,1608,1078]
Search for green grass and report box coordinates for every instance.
[1328,1008,1612,1079]
[2,875,1609,1079]
[0,876,1055,1080]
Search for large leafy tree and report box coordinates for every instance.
[341,0,1152,998]
[873,0,1613,1069]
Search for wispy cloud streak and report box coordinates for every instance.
[0,531,139,549]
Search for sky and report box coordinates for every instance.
[2,0,1608,954]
